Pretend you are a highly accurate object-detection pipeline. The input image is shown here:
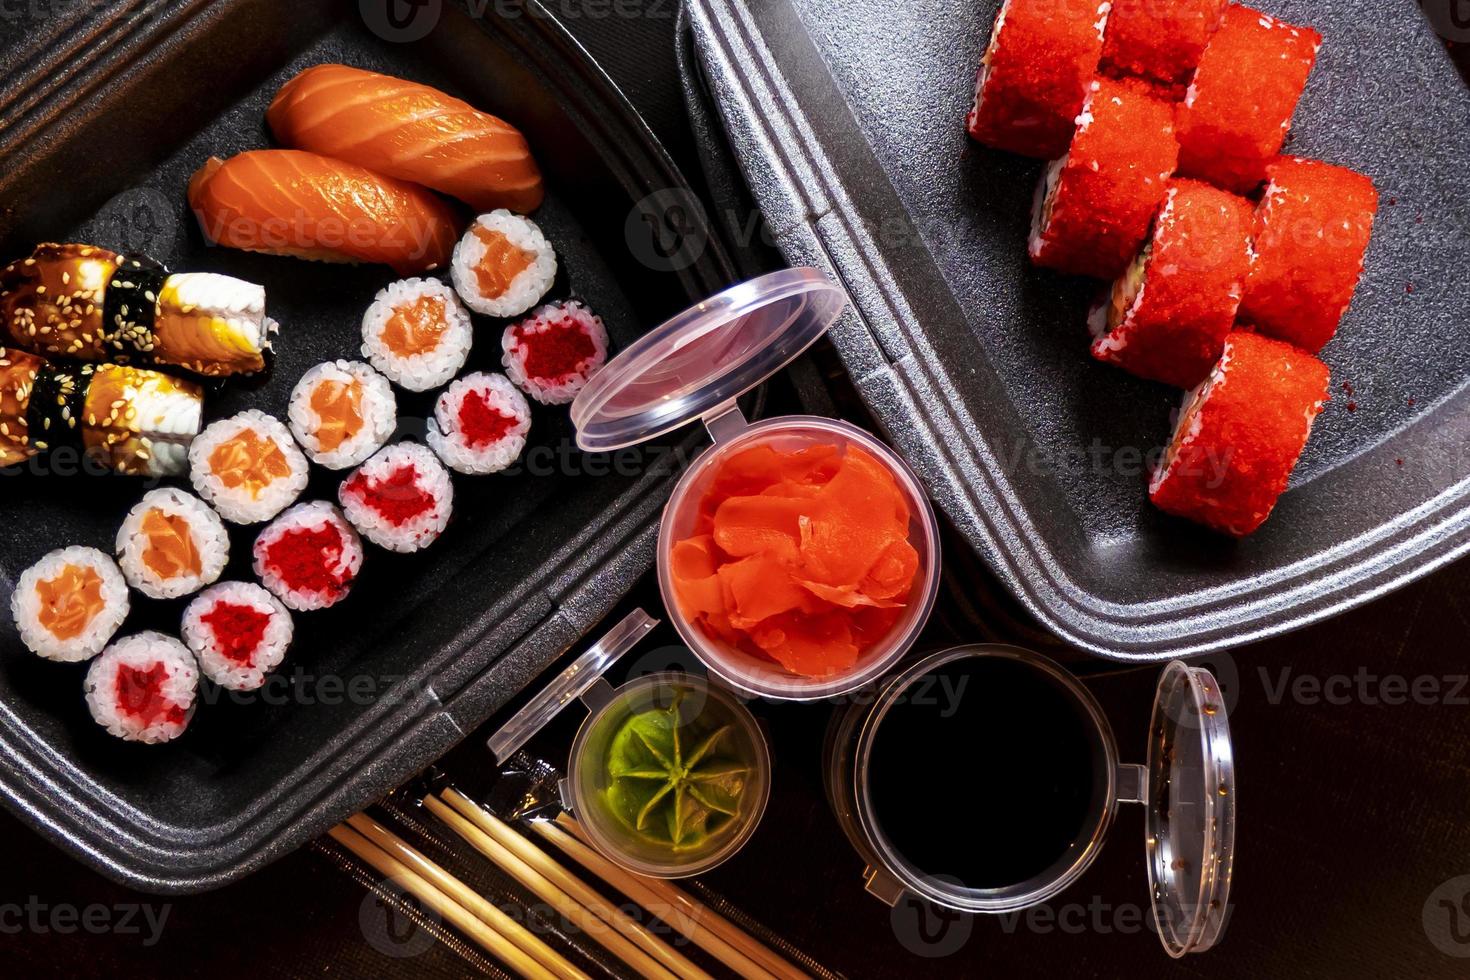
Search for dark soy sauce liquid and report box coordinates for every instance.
[867,656,1101,890]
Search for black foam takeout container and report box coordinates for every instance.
[685,0,1470,659]
[0,0,737,891]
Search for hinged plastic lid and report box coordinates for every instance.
[1145,661,1237,958]
[486,608,659,763]
[570,267,848,451]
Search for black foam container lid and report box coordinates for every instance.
[0,0,742,892]
[684,0,1470,659]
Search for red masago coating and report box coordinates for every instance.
[1030,77,1179,280]
[1150,331,1330,537]
[967,0,1111,159]
[1090,179,1254,388]
[1176,5,1320,194]
[1240,157,1378,353]
[1101,0,1227,87]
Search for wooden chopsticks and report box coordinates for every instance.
[327,822,564,980]
[331,787,811,980]
[533,815,809,980]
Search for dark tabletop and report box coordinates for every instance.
[8,3,1470,977]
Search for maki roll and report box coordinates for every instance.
[181,582,293,690]
[0,351,202,477]
[1240,157,1379,353]
[450,210,557,318]
[967,0,1112,159]
[84,632,198,743]
[253,501,364,611]
[361,278,472,392]
[1176,5,1321,194]
[502,300,608,405]
[0,243,275,377]
[1150,331,1330,537]
[116,488,229,599]
[288,360,397,470]
[12,546,130,662]
[428,372,530,475]
[339,443,453,553]
[1030,78,1179,280]
[1090,179,1255,388]
[1100,0,1226,88]
[189,410,309,524]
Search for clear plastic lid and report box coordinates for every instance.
[570,267,848,452]
[487,608,659,763]
[1145,661,1236,958]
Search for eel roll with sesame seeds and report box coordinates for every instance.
[0,348,202,476]
[0,243,275,377]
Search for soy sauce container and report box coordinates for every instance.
[490,610,772,878]
[570,268,941,701]
[825,645,1236,958]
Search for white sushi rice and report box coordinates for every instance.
[84,631,198,744]
[361,278,473,392]
[450,210,557,318]
[339,443,453,553]
[252,501,364,611]
[501,300,609,405]
[181,581,293,691]
[428,373,531,475]
[116,488,229,600]
[12,546,130,662]
[288,360,397,470]
[188,409,309,524]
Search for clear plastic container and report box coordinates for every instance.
[571,268,941,701]
[489,609,771,878]
[825,644,1236,959]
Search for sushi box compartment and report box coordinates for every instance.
[683,0,1470,660]
[0,0,748,892]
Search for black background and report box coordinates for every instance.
[7,2,1470,977]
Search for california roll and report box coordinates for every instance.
[427,373,530,475]
[288,360,397,470]
[361,278,472,392]
[189,409,309,524]
[339,443,453,553]
[253,501,363,611]
[182,582,293,690]
[450,210,556,318]
[116,488,229,599]
[84,631,198,743]
[502,299,607,405]
[12,546,130,662]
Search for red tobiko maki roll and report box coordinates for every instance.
[1091,179,1255,388]
[967,0,1111,159]
[1150,331,1330,537]
[1100,0,1227,88]
[1176,5,1321,194]
[1029,77,1179,280]
[1240,157,1378,353]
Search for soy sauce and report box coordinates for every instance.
[866,655,1102,890]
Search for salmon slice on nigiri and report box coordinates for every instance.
[267,64,544,214]
[187,150,462,275]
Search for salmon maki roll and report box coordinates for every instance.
[267,64,544,214]
[187,150,462,275]
[1240,157,1378,353]
[1176,5,1320,194]
[1150,332,1329,537]
[968,0,1112,159]
[1101,0,1226,88]
[1091,179,1254,388]
[1030,78,1179,280]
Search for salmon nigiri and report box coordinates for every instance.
[187,150,462,275]
[267,64,544,214]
